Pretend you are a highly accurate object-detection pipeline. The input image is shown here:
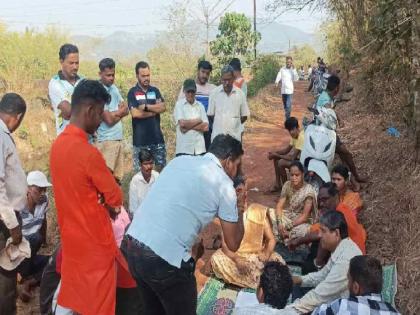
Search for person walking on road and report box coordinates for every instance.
[275,56,299,121]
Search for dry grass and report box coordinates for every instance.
[336,73,420,314]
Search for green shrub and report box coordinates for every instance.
[247,54,281,97]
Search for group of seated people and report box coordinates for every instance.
[234,254,400,314]
[208,73,399,314]
[210,166,375,314]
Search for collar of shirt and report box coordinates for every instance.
[138,170,156,184]
[330,237,352,262]
[356,293,382,301]
[204,152,223,169]
[182,99,200,107]
[101,82,114,92]
[58,70,81,82]
[0,118,11,134]
[136,82,151,93]
[63,124,89,141]
[217,85,239,96]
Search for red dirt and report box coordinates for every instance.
[195,81,313,291]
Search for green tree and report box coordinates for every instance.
[210,12,261,67]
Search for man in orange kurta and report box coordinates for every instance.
[50,80,123,315]
[288,182,366,267]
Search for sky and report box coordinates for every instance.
[0,0,326,36]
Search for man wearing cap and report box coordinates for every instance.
[173,79,209,157]
[0,93,29,314]
[18,171,52,301]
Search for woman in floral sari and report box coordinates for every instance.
[332,164,363,216]
[269,161,317,241]
[211,180,284,289]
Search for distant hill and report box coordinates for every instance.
[257,22,317,53]
[72,22,317,60]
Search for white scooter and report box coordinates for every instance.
[300,107,337,191]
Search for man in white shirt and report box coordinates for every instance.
[208,65,250,142]
[278,210,362,315]
[275,56,299,121]
[178,61,216,151]
[174,79,209,156]
[124,134,246,315]
[128,149,159,216]
[48,44,83,135]
[0,93,28,314]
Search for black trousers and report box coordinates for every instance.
[122,237,197,315]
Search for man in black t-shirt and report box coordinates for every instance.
[127,61,166,172]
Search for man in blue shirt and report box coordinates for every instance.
[123,134,246,315]
[96,58,129,181]
[127,61,166,172]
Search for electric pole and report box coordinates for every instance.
[253,0,257,60]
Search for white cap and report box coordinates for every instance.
[27,171,52,188]
[0,237,31,271]
[308,159,331,183]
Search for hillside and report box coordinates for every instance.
[72,22,316,60]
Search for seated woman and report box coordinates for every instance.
[211,179,284,289]
[270,161,317,241]
[331,164,363,216]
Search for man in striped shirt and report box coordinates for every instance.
[313,255,400,315]
[18,171,52,301]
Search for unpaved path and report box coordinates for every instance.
[195,81,313,290]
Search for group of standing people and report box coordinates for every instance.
[0,44,400,315]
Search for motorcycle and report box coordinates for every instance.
[300,107,337,192]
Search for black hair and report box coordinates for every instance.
[233,175,245,188]
[71,80,111,112]
[286,56,293,61]
[290,160,304,173]
[308,65,311,67]
[135,61,149,74]
[59,43,79,61]
[284,117,299,131]
[209,134,244,161]
[319,210,349,239]
[320,182,339,197]
[99,58,115,71]
[229,58,241,71]
[0,93,26,115]
[259,262,293,309]
[197,60,213,72]
[332,164,349,180]
[349,255,383,294]
[139,149,154,164]
[326,75,341,91]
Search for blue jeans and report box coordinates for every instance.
[133,143,166,172]
[282,93,293,120]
